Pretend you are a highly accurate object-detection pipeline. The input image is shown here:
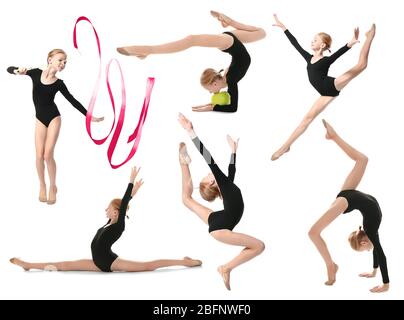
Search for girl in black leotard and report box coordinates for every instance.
[271,14,376,161]
[178,113,265,291]
[309,120,389,293]
[7,49,104,204]
[10,167,202,273]
[117,11,265,113]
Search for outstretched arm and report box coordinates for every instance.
[178,113,215,166]
[7,66,28,75]
[322,120,368,191]
[117,167,143,224]
[59,82,104,122]
[272,14,287,32]
[273,14,311,61]
[178,112,226,180]
[226,135,239,182]
[328,28,359,64]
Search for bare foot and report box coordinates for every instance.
[47,186,57,205]
[183,256,202,267]
[116,46,149,59]
[325,263,338,286]
[322,119,337,140]
[217,265,231,291]
[365,24,376,39]
[179,142,192,165]
[210,10,231,28]
[39,184,47,202]
[271,146,290,161]
[10,258,30,271]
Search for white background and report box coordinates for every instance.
[0,0,403,300]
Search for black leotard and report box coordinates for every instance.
[192,136,244,232]
[284,30,350,97]
[213,32,251,113]
[26,68,87,127]
[337,189,389,284]
[91,183,133,272]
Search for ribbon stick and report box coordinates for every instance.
[73,16,155,168]
[73,16,115,145]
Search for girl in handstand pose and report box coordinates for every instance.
[117,11,265,113]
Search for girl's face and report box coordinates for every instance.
[48,53,67,72]
[311,35,325,51]
[203,80,222,94]
[359,237,374,252]
[202,173,216,185]
[105,203,118,220]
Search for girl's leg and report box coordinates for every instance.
[322,120,368,190]
[118,34,233,58]
[10,257,100,272]
[210,229,265,290]
[179,143,213,224]
[271,96,335,161]
[308,199,347,285]
[35,120,48,202]
[210,11,266,43]
[43,117,61,205]
[110,257,202,272]
[334,24,376,91]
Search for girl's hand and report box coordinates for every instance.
[273,14,287,31]
[192,104,214,112]
[348,27,360,48]
[130,166,141,183]
[227,135,239,153]
[132,178,144,197]
[91,116,104,122]
[178,113,194,131]
[359,268,377,278]
[17,67,28,75]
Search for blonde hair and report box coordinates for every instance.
[348,227,367,251]
[110,198,130,218]
[47,49,67,63]
[200,68,224,86]
[317,32,332,52]
[199,181,220,202]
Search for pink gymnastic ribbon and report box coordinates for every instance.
[73,16,155,169]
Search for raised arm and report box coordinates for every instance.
[226,135,239,182]
[178,113,215,165]
[328,28,358,64]
[59,82,104,122]
[283,30,311,61]
[327,44,351,65]
[273,14,311,61]
[322,120,368,191]
[272,14,287,32]
[178,113,224,177]
[117,167,143,224]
